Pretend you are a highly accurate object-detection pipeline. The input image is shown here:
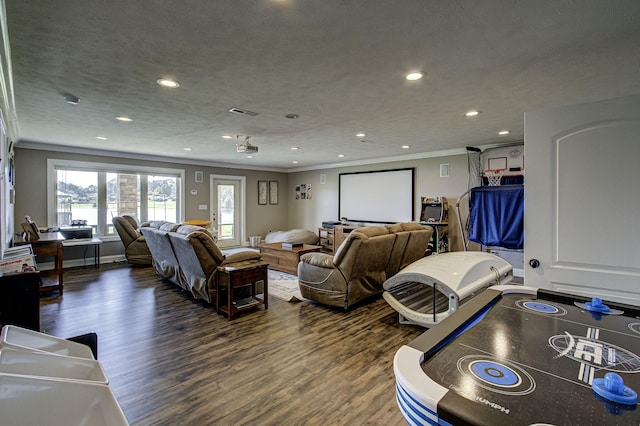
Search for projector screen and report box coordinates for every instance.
[339,168,414,223]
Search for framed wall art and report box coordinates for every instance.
[258,181,268,205]
[269,181,279,204]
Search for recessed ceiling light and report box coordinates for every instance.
[290,146,299,150]
[465,110,480,117]
[338,154,345,158]
[116,116,133,122]
[498,130,510,135]
[401,145,411,149]
[246,155,253,159]
[356,132,366,138]
[157,78,180,88]
[222,135,233,139]
[405,72,423,81]
[95,136,107,140]
[292,160,298,164]
[183,147,192,151]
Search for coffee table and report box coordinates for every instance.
[259,243,323,275]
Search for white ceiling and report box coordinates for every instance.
[5,1,640,171]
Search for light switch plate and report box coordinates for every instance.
[198,204,208,210]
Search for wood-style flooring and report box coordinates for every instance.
[40,263,424,425]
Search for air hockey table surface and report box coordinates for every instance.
[394,285,640,425]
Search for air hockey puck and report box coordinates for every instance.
[592,372,638,405]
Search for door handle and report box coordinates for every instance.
[529,259,540,268]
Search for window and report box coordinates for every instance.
[48,159,185,237]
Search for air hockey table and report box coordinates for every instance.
[394,285,640,425]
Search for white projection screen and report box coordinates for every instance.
[339,168,414,223]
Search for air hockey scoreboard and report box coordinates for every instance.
[394,285,640,425]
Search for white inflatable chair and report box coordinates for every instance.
[383,252,514,327]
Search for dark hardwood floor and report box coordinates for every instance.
[40,263,424,425]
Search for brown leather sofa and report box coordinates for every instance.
[140,221,181,284]
[112,215,153,265]
[297,222,433,309]
[141,223,263,303]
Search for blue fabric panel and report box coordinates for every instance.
[468,185,524,249]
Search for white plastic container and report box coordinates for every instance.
[0,347,108,384]
[249,235,262,247]
[0,373,129,425]
[0,325,95,359]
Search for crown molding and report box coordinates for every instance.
[17,139,524,175]
[15,140,290,173]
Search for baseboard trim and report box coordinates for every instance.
[37,254,126,270]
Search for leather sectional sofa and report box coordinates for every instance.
[297,222,433,309]
[141,222,263,303]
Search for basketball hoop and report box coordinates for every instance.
[485,170,503,186]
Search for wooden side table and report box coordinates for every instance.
[216,262,268,320]
[15,233,65,296]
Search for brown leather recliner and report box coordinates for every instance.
[167,226,263,303]
[297,223,433,309]
[112,215,153,265]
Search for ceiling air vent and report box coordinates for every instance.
[228,107,259,117]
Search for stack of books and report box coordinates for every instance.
[282,242,303,248]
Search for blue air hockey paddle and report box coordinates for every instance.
[575,297,624,315]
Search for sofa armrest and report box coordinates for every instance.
[223,251,263,264]
[300,252,335,268]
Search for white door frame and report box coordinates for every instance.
[210,174,246,248]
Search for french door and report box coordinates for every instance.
[210,175,246,248]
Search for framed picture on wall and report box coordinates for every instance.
[269,181,278,205]
[258,181,268,205]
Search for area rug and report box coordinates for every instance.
[268,270,305,302]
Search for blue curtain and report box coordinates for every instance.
[468,185,524,249]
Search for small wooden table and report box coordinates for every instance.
[216,262,268,320]
[15,233,65,296]
[259,243,323,275]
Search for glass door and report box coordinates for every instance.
[211,175,245,248]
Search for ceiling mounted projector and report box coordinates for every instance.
[236,136,259,153]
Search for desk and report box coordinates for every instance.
[393,287,640,425]
[15,233,64,296]
[63,238,102,268]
